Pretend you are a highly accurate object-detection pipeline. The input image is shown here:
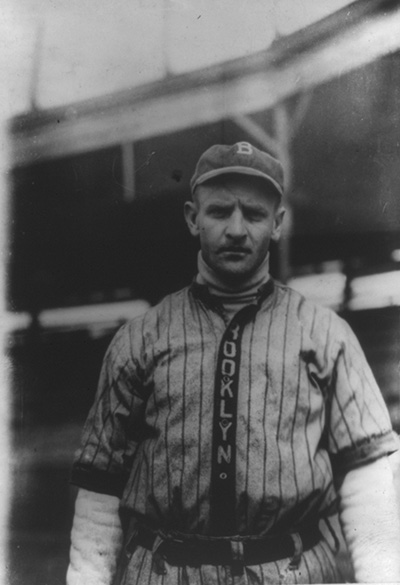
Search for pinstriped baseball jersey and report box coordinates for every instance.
[72,279,398,544]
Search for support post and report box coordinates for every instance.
[121,142,135,202]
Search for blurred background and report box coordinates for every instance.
[2,0,400,582]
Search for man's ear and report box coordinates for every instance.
[271,205,285,242]
[184,200,200,236]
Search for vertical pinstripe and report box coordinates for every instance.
[71,281,398,583]
[193,299,206,526]
[260,290,278,528]
[275,290,291,525]
[290,324,302,506]
[180,299,188,499]
[243,315,256,529]
[149,311,160,497]
[164,296,173,506]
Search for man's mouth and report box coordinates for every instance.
[219,247,250,255]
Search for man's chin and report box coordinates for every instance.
[215,265,253,285]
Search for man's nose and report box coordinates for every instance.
[226,210,246,239]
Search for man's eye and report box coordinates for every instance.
[208,208,229,218]
[246,211,266,221]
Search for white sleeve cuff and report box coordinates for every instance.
[66,488,123,585]
[339,455,400,583]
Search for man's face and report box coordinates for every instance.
[184,175,285,284]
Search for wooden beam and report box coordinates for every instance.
[10,0,400,166]
[232,114,280,156]
[121,142,135,202]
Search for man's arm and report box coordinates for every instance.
[67,322,149,583]
[67,488,123,585]
[339,455,400,583]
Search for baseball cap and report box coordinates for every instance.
[190,141,284,198]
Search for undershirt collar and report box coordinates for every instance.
[195,252,271,322]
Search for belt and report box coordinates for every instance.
[133,523,321,568]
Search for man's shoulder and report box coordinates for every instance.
[148,285,193,315]
[124,285,193,328]
[109,285,193,354]
[272,279,345,327]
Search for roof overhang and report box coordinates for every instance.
[10,0,400,166]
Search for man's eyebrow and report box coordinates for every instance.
[242,202,268,212]
[204,201,233,209]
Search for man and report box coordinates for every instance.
[67,142,400,584]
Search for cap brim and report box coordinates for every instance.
[192,166,283,197]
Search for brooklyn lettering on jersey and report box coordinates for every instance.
[209,307,256,535]
[217,323,240,476]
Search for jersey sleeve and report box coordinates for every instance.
[71,321,147,497]
[326,316,399,478]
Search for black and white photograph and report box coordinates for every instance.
[2,1,400,583]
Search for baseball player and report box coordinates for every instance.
[67,142,400,584]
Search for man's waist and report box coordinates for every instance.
[128,522,322,567]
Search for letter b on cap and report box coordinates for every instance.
[236,142,253,155]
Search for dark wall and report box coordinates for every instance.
[289,51,400,265]
[8,118,281,311]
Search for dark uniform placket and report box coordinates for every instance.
[209,304,257,536]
